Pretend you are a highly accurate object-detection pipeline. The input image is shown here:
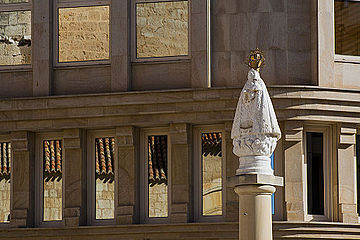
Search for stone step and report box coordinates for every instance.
[274,222,360,240]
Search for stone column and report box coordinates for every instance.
[116,127,138,224]
[63,129,86,226]
[169,123,191,223]
[10,131,35,228]
[225,122,239,222]
[229,175,283,240]
[337,126,358,223]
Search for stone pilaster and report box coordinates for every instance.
[63,129,86,226]
[169,123,191,223]
[10,131,35,228]
[115,126,138,224]
[284,121,305,221]
[111,0,130,91]
[225,122,239,222]
[32,0,52,96]
[337,126,358,223]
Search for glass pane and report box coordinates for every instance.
[43,140,63,221]
[335,0,360,56]
[0,11,31,65]
[136,1,189,58]
[0,143,11,223]
[95,137,115,220]
[356,135,360,215]
[0,0,29,3]
[201,132,222,216]
[148,135,168,218]
[306,132,324,215]
[58,6,110,62]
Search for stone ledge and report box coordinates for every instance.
[227,174,284,187]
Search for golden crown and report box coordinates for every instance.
[248,48,265,71]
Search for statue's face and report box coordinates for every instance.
[247,68,260,80]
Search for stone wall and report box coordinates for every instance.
[0,10,31,65]
[136,1,188,58]
[43,178,62,221]
[58,6,110,62]
[0,178,10,222]
[149,183,168,218]
[96,178,114,219]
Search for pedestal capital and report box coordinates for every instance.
[228,174,284,188]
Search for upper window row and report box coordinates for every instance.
[0,0,189,66]
[335,0,360,56]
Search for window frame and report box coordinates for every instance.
[334,0,360,63]
[140,127,171,223]
[35,132,65,227]
[87,129,117,226]
[0,135,11,227]
[193,125,226,222]
[131,0,191,63]
[0,0,32,71]
[54,0,111,67]
[304,125,334,222]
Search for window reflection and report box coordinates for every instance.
[201,132,222,216]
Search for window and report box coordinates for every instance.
[0,1,31,66]
[356,134,360,215]
[35,134,64,226]
[55,0,110,64]
[0,142,11,224]
[140,129,170,222]
[87,130,116,224]
[194,127,225,221]
[133,0,189,60]
[306,132,324,215]
[335,0,360,56]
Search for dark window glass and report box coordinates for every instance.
[307,132,324,215]
[335,0,360,56]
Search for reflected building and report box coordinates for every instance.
[0,0,360,239]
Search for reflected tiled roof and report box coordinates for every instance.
[95,137,115,183]
[202,133,222,157]
[0,142,11,178]
[44,140,62,180]
[148,135,167,185]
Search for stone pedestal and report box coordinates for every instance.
[229,174,283,240]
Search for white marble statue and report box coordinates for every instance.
[231,49,281,175]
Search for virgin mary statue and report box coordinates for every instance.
[231,49,281,175]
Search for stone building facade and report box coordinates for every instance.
[0,0,360,239]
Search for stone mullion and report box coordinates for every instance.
[111,0,130,91]
[169,123,190,223]
[224,121,239,222]
[337,125,358,223]
[10,131,35,228]
[190,0,208,88]
[115,127,137,224]
[32,0,53,96]
[283,121,305,221]
[63,129,86,226]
